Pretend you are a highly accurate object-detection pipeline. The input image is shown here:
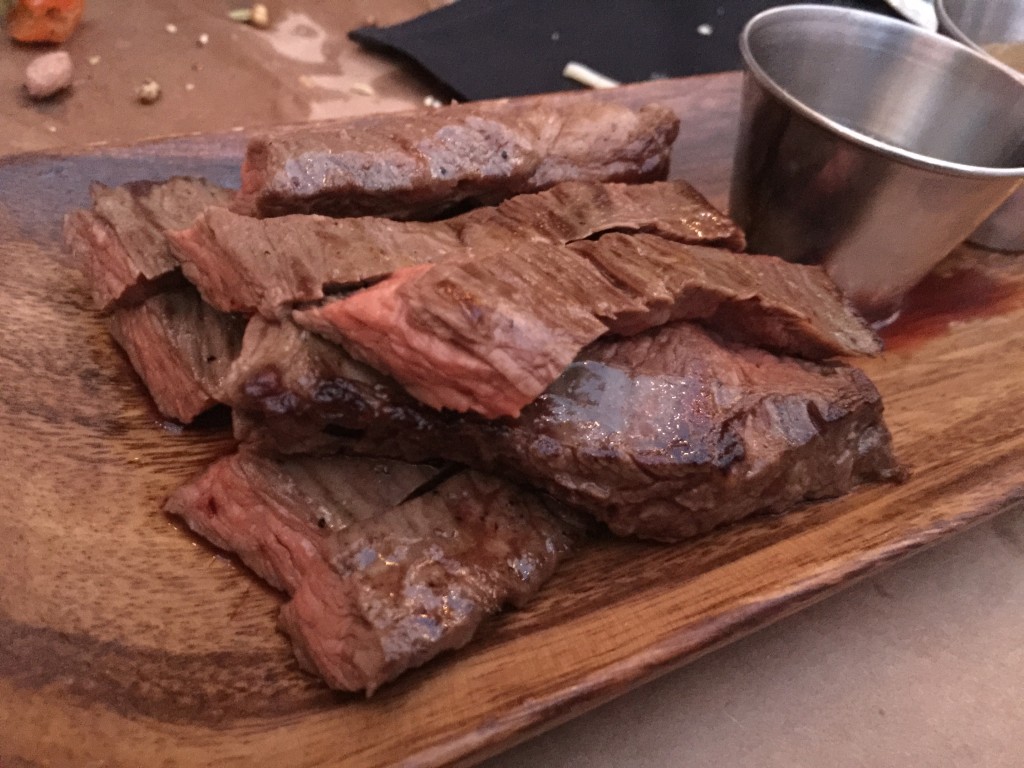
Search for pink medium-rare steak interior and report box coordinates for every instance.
[293,261,600,418]
[295,236,880,418]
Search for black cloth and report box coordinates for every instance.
[350,0,900,101]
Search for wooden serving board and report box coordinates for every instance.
[2,73,1023,768]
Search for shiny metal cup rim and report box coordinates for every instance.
[934,0,985,52]
[740,4,1024,179]
[935,0,1024,80]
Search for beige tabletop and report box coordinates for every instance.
[4,3,1021,766]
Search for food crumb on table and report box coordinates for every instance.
[136,78,162,104]
[229,3,269,29]
[24,51,73,100]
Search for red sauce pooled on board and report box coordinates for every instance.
[880,268,1024,353]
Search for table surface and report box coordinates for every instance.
[2,3,1021,766]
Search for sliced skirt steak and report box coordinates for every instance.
[64,177,233,312]
[108,285,246,423]
[164,452,579,693]
[295,236,881,418]
[167,180,743,319]
[224,318,902,541]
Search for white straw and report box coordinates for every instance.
[562,61,621,89]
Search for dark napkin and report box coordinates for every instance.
[350,0,901,101]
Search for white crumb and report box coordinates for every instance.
[24,51,73,100]
[136,78,162,104]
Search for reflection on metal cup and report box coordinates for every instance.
[937,0,1024,251]
[729,5,1024,321]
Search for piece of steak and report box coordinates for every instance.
[167,209,462,319]
[167,180,744,319]
[454,179,745,251]
[224,318,388,455]
[65,177,234,312]
[231,100,680,219]
[108,285,246,423]
[164,452,579,693]
[295,235,881,418]
[224,319,902,541]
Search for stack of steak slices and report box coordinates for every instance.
[225,318,900,542]
[67,98,902,695]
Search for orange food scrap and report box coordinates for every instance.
[7,0,85,44]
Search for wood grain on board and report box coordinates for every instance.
[2,73,1023,768]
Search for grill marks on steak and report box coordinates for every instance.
[65,177,234,312]
[166,180,743,320]
[223,319,902,541]
[231,100,680,219]
[108,286,246,423]
[295,235,881,418]
[164,453,578,693]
